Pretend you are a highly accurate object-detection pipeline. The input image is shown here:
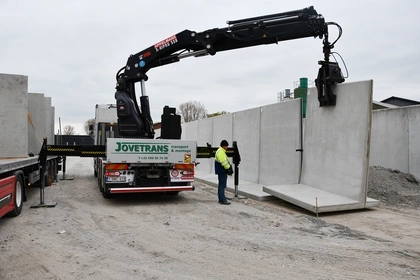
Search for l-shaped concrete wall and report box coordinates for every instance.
[176,81,420,187]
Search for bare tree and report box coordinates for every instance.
[207,111,228,118]
[84,118,95,135]
[178,101,207,122]
[63,125,76,135]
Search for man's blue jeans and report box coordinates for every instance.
[218,173,228,202]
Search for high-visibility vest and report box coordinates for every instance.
[215,147,231,171]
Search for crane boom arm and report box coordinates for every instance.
[115,6,344,138]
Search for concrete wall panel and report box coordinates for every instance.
[181,121,197,141]
[0,73,28,157]
[370,108,409,172]
[232,108,260,183]
[259,99,301,185]
[44,97,54,144]
[210,114,233,175]
[28,93,45,155]
[408,106,420,178]
[196,118,215,173]
[212,114,233,147]
[51,106,55,144]
[301,80,373,202]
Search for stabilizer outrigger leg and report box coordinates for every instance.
[31,138,57,209]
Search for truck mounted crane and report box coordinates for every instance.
[114,6,345,139]
[41,6,344,198]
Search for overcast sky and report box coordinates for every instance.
[1,0,419,134]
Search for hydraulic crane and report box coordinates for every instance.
[114,6,345,139]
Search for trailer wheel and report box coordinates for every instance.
[46,162,54,186]
[6,174,24,217]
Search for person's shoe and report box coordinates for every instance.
[219,201,231,205]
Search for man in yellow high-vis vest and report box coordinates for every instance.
[215,140,233,205]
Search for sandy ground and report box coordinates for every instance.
[0,157,419,280]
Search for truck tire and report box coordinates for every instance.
[46,162,53,187]
[6,174,24,217]
[102,185,111,199]
[167,191,179,196]
[98,175,103,193]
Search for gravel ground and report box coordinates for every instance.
[0,158,419,279]
[368,166,420,210]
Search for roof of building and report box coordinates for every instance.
[381,96,420,105]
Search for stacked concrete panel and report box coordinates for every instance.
[44,97,55,145]
[0,73,55,158]
[27,93,55,154]
[28,93,45,154]
[0,73,29,158]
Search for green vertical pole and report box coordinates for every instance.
[293,77,308,118]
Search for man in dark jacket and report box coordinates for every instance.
[215,140,233,205]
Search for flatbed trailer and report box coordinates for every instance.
[0,155,60,218]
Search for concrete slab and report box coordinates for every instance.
[263,184,378,213]
[195,170,379,208]
[366,198,380,208]
[194,171,274,201]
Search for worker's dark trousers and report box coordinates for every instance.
[218,173,228,202]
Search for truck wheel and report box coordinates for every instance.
[98,176,103,193]
[167,191,179,196]
[102,185,111,199]
[6,175,24,217]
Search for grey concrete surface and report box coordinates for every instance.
[300,81,373,202]
[44,97,54,145]
[0,73,55,158]
[265,81,378,212]
[27,93,55,153]
[263,184,360,213]
[191,81,380,212]
[194,170,274,201]
[231,108,261,183]
[409,106,420,179]
[370,108,409,173]
[0,73,28,158]
[370,105,420,179]
[28,93,45,154]
[258,99,301,185]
